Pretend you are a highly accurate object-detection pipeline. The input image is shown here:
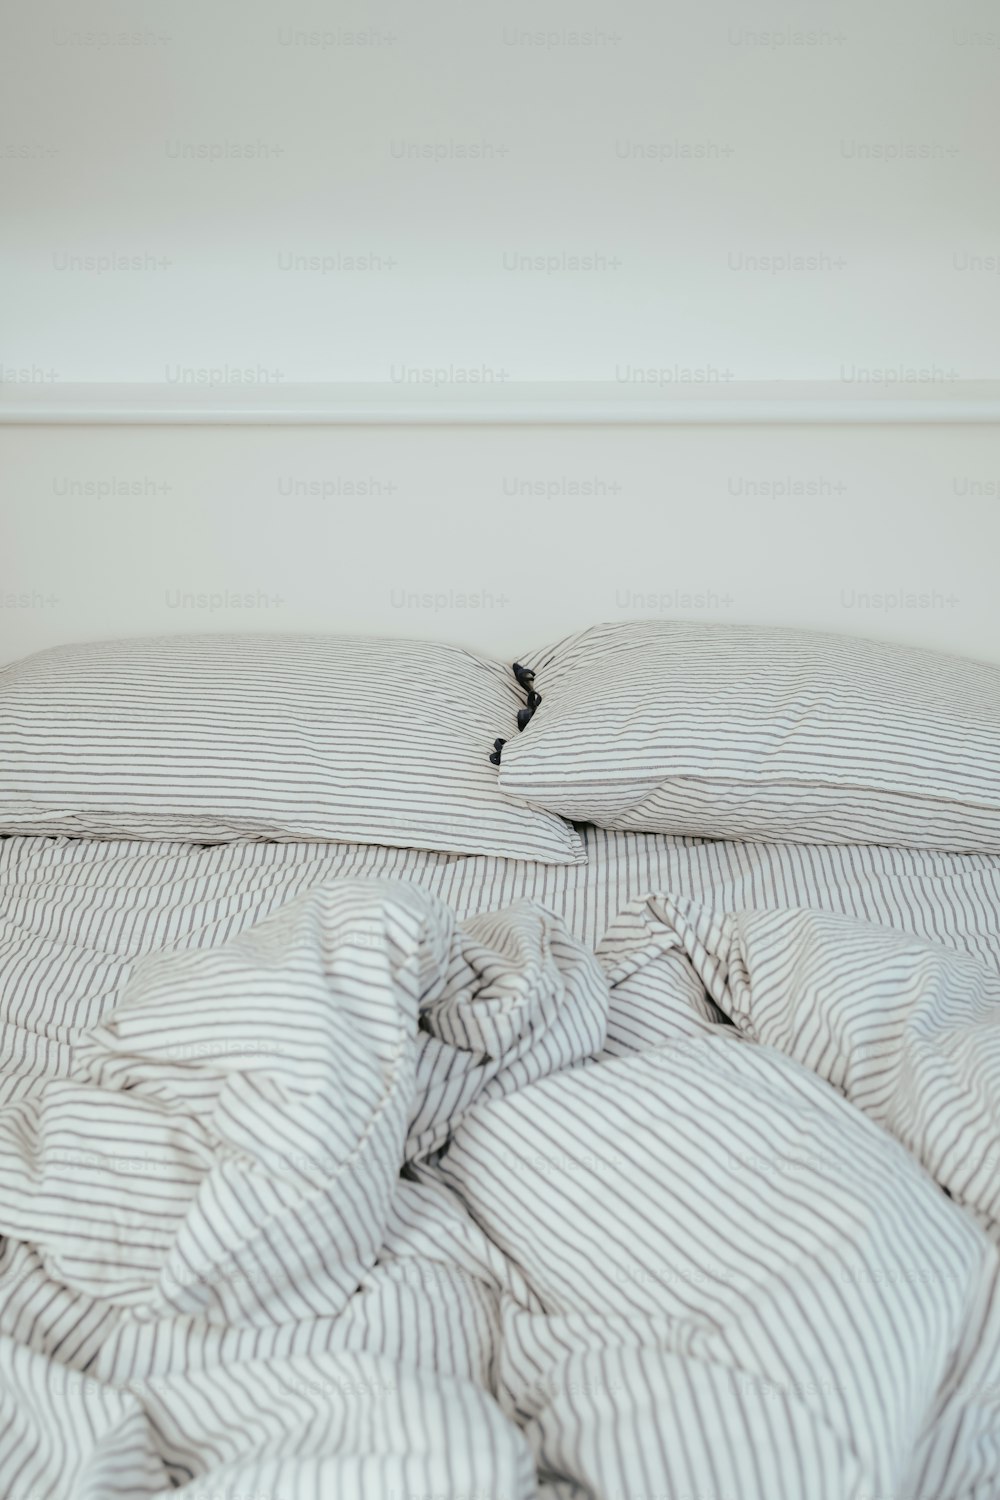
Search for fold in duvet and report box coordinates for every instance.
[2,878,1000,1498]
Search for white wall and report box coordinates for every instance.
[3,420,999,665]
[2,0,999,383]
[2,0,998,669]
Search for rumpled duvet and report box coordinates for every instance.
[2,878,1000,1499]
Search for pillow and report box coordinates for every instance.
[0,634,584,864]
[494,620,1000,853]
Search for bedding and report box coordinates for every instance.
[4,830,1000,1032]
[0,633,583,864]
[2,871,1000,1497]
[494,620,1000,853]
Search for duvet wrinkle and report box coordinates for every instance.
[2,878,1000,1496]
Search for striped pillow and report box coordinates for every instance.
[495,620,1000,852]
[0,634,584,863]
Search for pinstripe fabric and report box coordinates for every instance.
[3,872,1000,1496]
[0,633,584,864]
[496,620,1000,852]
[3,828,999,1053]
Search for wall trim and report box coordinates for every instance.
[2,380,999,425]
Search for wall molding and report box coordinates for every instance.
[2,380,999,425]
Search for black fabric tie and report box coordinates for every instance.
[512,664,541,730]
[489,663,542,764]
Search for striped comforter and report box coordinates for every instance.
[2,872,1000,1498]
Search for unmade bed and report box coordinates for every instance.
[2,623,1000,1500]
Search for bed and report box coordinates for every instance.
[2,624,1000,1499]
